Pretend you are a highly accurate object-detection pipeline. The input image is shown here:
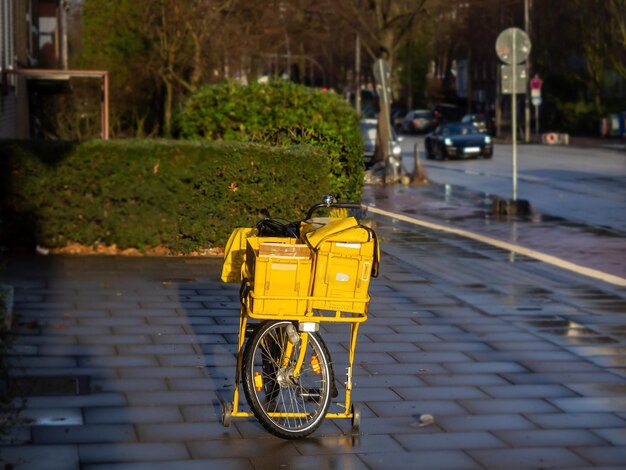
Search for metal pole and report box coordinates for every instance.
[524,0,530,143]
[535,104,539,137]
[355,33,361,116]
[61,0,69,70]
[103,71,109,140]
[512,29,518,201]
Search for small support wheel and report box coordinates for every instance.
[351,403,361,433]
[222,401,232,427]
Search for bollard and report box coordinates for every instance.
[411,143,429,184]
[414,143,422,175]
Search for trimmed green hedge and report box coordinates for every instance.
[176,80,364,201]
[0,140,329,253]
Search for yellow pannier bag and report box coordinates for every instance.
[305,217,361,246]
[221,227,257,283]
[305,217,379,314]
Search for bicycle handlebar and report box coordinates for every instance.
[305,201,363,220]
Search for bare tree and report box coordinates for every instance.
[606,0,626,78]
[339,0,427,66]
[138,0,234,135]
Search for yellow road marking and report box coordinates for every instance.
[367,205,626,287]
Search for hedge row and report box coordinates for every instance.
[176,80,364,201]
[0,140,329,253]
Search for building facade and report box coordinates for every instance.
[1,0,68,138]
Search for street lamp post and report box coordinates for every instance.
[355,33,361,116]
[524,0,531,143]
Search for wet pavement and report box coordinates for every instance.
[362,183,626,280]
[1,190,626,469]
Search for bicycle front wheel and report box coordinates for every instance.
[242,320,332,439]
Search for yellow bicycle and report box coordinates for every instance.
[221,195,379,439]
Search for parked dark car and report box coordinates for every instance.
[424,122,493,160]
[461,113,490,134]
[400,109,438,134]
[391,108,407,132]
[431,103,465,124]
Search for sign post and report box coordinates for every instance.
[373,58,397,182]
[496,27,531,206]
[530,75,542,136]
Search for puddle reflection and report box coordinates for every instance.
[524,319,620,344]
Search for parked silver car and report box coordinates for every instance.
[360,118,402,168]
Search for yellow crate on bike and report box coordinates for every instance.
[306,218,378,314]
[246,237,312,316]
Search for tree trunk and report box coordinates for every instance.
[163,79,173,137]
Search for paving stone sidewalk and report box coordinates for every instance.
[1,215,625,469]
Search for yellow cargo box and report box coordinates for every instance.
[306,221,378,314]
[246,237,312,316]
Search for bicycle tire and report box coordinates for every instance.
[242,320,332,439]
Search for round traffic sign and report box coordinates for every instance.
[530,75,542,90]
[496,27,531,65]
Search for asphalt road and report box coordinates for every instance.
[398,136,626,234]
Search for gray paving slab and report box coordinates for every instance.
[186,435,300,459]
[116,366,206,379]
[459,398,561,414]
[135,422,230,441]
[525,412,626,429]
[124,390,220,406]
[250,453,369,470]
[591,429,626,446]
[395,430,507,450]
[21,393,127,408]
[32,424,137,444]
[436,414,537,432]
[0,445,79,469]
[421,373,511,386]
[291,433,404,454]
[83,459,254,470]
[358,450,481,470]
[367,399,468,417]
[78,442,190,463]
[572,447,626,466]
[467,447,591,468]
[480,384,578,399]
[550,397,626,413]
[494,429,610,447]
[393,385,489,400]
[84,406,184,424]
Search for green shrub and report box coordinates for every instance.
[176,80,364,201]
[551,99,604,135]
[0,140,329,253]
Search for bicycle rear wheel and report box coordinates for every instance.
[242,320,332,439]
